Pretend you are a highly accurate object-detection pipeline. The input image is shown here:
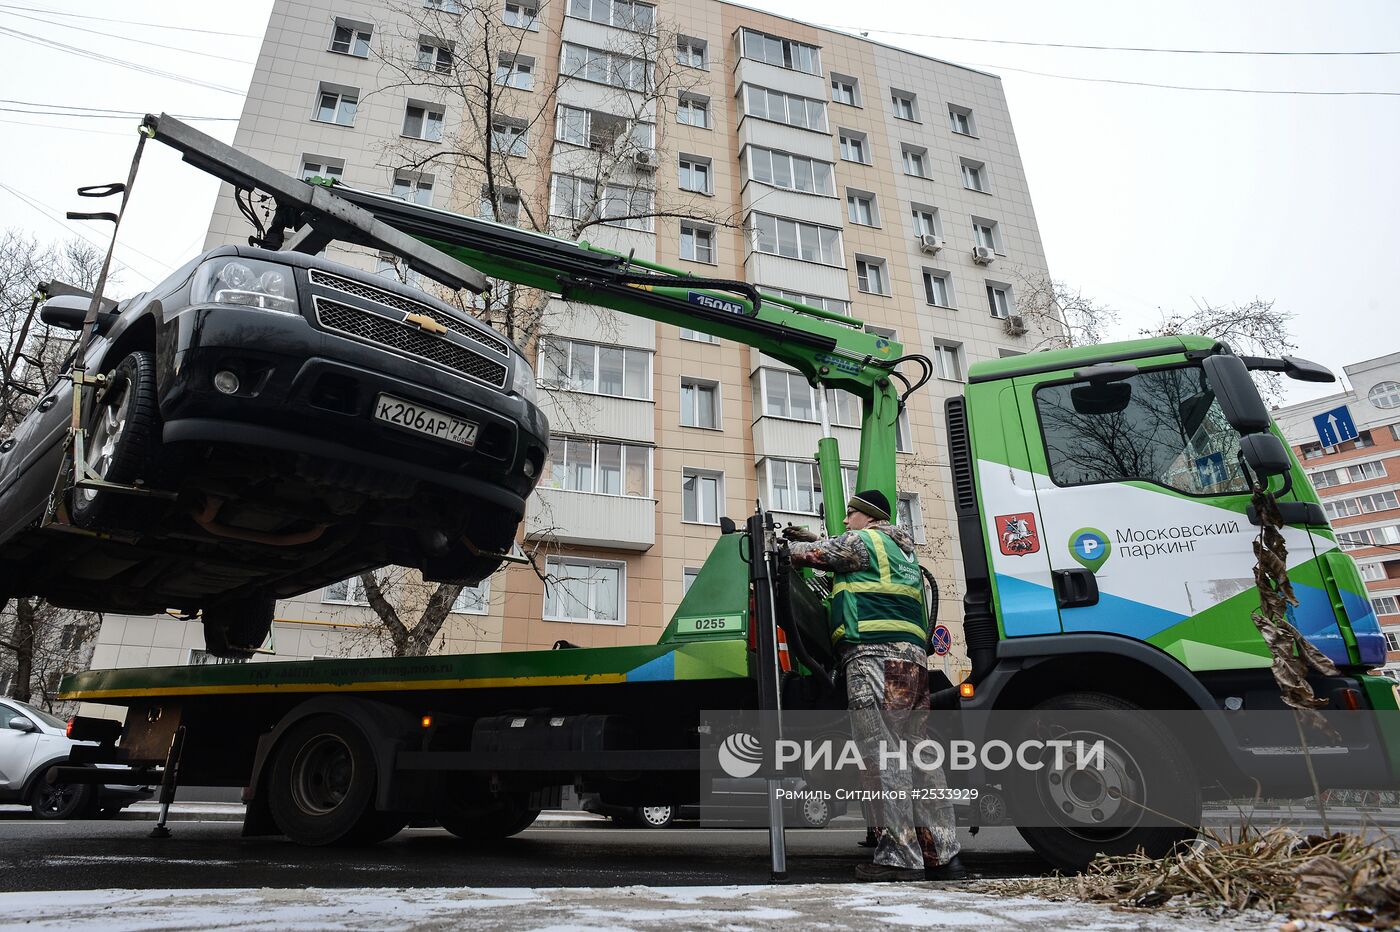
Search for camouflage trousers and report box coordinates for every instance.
[842,641,960,870]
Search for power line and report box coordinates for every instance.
[0,104,237,122]
[0,115,140,138]
[0,2,263,38]
[819,23,1400,56]
[0,24,244,95]
[0,8,256,64]
[0,180,158,281]
[952,59,1400,97]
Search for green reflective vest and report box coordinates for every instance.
[829,527,928,648]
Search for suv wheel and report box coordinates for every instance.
[633,805,675,828]
[31,777,95,819]
[71,351,162,531]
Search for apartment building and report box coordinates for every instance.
[1274,353,1400,678]
[83,0,1054,679]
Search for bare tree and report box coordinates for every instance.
[0,599,101,710]
[1011,269,1117,350]
[1144,298,1296,402]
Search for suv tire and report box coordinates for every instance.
[71,351,161,531]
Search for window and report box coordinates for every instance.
[839,129,868,164]
[555,106,653,151]
[1311,460,1388,488]
[901,145,929,178]
[961,158,988,192]
[375,253,422,287]
[762,288,849,316]
[418,41,452,72]
[742,85,827,132]
[325,577,369,604]
[426,0,464,11]
[58,624,82,650]
[933,341,964,381]
[986,282,1011,319]
[545,557,624,624]
[680,327,718,344]
[680,377,719,428]
[495,53,534,89]
[503,0,539,28]
[329,20,371,57]
[891,90,919,121]
[545,437,652,496]
[1353,430,1377,450]
[911,205,941,238]
[452,581,490,614]
[538,337,651,399]
[1339,525,1400,550]
[683,567,701,593]
[403,102,445,141]
[1037,366,1255,495]
[550,174,654,231]
[855,256,888,295]
[1358,562,1386,581]
[1301,442,1325,460]
[1370,381,1400,409]
[677,92,709,128]
[766,459,823,514]
[1323,490,1399,520]
[846,190,877,226]
[1387,630,1400,652]
[824,387,861,426]
[948,104,975,136]
[897,492,926,544]
[739,28,820,74]
[190,649,248,666]
[488,118,526,156]
[301,156,344,182]
[391,172,434,205]
[677,35,707,67]
[679,155,711,194]
[1374,596,1400,617]
[972,219,1000,252]
[831,74,860,106]
[0,671,12,695]
[314,84,358,126]
[749,213,844,265]
[479,186,521,225]
[569,0,655,31]
[745,147,835,196]
[683,469,723,524]
[561,43,649,92]
[759,368,815,420]
[679,223,715,263]
[923,269,951,307]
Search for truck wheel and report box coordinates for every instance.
[1013,692,1200,873]
[268,715,384,846]
[30,776,95,819]
[202,594,275,659]
[71,350,162,531]
[439,797,540,841]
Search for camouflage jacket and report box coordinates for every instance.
[788,520,919,574]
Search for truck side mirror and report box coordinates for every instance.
[1239,433,1292,478]
[1201,355,1270,435]
[7,715,35,732]
[1281,356,1335,383]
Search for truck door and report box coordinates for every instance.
[1015,362,1351,671]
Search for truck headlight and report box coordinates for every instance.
[192,257,299,314]
[510,355,537,405]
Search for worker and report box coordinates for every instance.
[784,489,966,882]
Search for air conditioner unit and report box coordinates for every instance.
[917,233,943,255]
[1003,314,1027,336]
[633,149,658,171]
[971,245,995,265]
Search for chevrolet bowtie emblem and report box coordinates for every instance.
[404,313,449,335]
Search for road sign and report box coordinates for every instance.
[1313,405,1358,448]
[1195,451,1227,487]
[931,624,951,656]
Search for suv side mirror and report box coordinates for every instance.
[1201,355,1271,435]
[1240,433,1292,478]
[7,715,36,732]
[39,295,93,332]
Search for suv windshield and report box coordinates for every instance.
[1035,365,1249,495]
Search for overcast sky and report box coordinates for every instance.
[1,0,1396,406]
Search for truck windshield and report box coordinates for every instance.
[1035,365,1250,495]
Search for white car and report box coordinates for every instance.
[0,697,150,818]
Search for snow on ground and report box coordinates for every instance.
[0,883,1280,931]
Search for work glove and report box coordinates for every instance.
[781,524,820,543]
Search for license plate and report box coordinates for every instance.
[373,394,477,447]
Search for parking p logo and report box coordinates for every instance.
[1069,528,1111,572]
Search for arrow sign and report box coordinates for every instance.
[1313,405,1358,448]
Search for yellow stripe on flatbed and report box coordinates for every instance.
[62,672,628,702]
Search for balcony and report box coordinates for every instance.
[525,488,655,550]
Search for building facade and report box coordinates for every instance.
[1273,353,1400,678]
[83,0,1054,681]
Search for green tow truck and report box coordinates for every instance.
[57,115,1395,873]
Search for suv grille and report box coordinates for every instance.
[314,298,508,388]
[307,269,510,356]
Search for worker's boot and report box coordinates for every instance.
[857,827,878,848]
[924,855,971,881]
[854,862,924,883]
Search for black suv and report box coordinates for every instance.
[0,246,548,655]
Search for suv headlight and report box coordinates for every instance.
[510,354,537,405]
[192,257,298,314]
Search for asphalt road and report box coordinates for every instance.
[0,817,1047,892]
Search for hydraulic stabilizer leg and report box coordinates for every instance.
[149,725,186,839]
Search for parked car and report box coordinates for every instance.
[0,247,549,655]
[0,697,151,818]
[583,778,846,829]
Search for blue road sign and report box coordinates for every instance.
[931,624,952,656]
[1313,405,1358,448]
[1195,452,1228,487]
